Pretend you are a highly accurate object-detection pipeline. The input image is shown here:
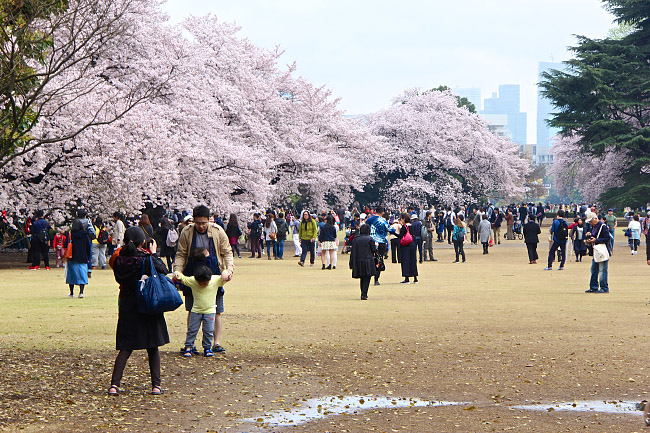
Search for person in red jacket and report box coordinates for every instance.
[52,227,68,268]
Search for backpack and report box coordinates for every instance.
[166,228,179,247]
[36,229,47,243]
[97,227,110,245]
[400,225,413,246]
[556,220,569,242]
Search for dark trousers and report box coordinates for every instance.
[423,237,434,260]
[526,243,538,262]
[111,348,161,388]
[390,238,400,263]
[375,242,388,282]
[360,276,371,298]
[250,237,261,257]
[482,242,489,253]
[414,237,423,262]
[300,239,315,264]
[446,226,453,243]
[453,240,465,261]
[470,226,477,244]
[230,243,240,257]
[31,240,50,267]
[547,241,566,268]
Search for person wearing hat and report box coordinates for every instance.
[605,209,617,252]
[584,211,611,293]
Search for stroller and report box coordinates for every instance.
[341,229,356,254]
[504,222,524,240]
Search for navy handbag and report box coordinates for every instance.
[137,256,183,315]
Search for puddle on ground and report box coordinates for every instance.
[513,400,643,415]
[247,395,467,427]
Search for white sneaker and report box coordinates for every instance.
[78,294,84,298]
[68,294,73,298]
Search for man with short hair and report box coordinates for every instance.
[544,210,569,271]
[423,211,437,261]
[366,206,395,285]
[174,205,234,353]
[29,210,51,270]
[605,209,617,252]
[490,208,503,245]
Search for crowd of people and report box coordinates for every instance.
[5,200,650,396]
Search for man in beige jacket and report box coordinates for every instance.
[174,205,234,353]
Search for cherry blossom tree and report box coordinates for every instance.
[0,13,376,218]
[0,0,175,170]
[363,89,530,206]
[550,135,629,204]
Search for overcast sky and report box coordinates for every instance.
[160,0,615,144]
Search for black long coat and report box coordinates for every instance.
[112,250,170,350]
[397,225,418,277]
[349,235,377,278]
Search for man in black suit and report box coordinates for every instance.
[523,218,541,264]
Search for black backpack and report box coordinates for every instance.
[97,227,110,245]
[556,220,569,242]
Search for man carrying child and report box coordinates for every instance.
[174,247,229,357]
[174,205,234,354]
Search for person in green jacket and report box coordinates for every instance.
[298,210,317,267]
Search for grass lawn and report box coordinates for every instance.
[1,230,649,432]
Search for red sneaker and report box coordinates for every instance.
[29,266,40,270]
[45,266,50,270]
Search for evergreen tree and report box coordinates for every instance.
[540,0,650,206]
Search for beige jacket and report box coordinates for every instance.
[173,223,234,274]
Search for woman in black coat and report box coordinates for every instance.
[108,227,170,396]
[349,224,377,300]
[396,213,418,284]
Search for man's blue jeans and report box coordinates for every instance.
[414,237,423,262]
[547,241,566,268]
[274,240,285,259]
[589,259,609,292]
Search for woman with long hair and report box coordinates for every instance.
[263,213,277,260]
[138,214,156,252]
[318,215,338,270]
[452,215,466,263]
[298,211,317,267]
[396,213,418,284]
[109,227,169,396]
[67,219,91,298]
[225,213,242,259]
[570,217,587,262]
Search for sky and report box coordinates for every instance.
[160,0,616,144]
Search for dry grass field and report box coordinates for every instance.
[1,231,650,432]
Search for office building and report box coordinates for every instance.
[536,61,567,165]
[480,84,527,145]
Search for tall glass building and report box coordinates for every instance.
[536,61,567,165]
[480,84,527,145]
